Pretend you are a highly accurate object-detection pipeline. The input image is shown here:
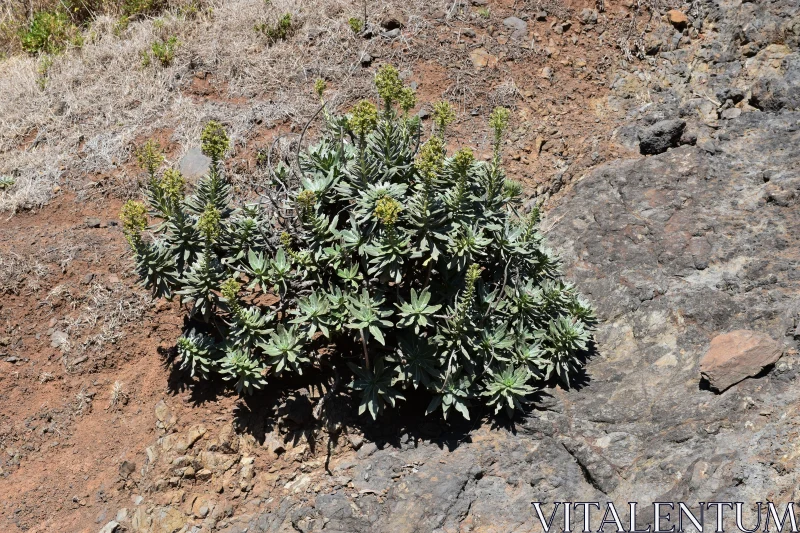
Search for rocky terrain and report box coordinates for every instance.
[1,0,800,531]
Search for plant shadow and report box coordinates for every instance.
[158,338,600,458]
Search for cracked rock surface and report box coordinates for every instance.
[217,110,800,533]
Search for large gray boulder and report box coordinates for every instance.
[224,111,800,533]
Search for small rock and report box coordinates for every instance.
[81,273,95,285]
[462,28,476,39]
[639,119,686,155]
[98,521,120,533]
[348,434,364,450]
[579,8,598,25]
[698,139,719,154]
[196,468,213,481]
[192,495,216,519]
[108,274,120,284]
[216,423,239,454]
[119,460,136,479]
[173,425,207,454]
[154,400,171,423]
[359,52,373,67]
[666,9,689,30]
[4,356,19,364]
[700,330,783,393]
[540,66,553,80]
[417,108,431,120]
[50,330,68,349]
[535,11,547,21]
[179,147,212,182]
[503,16,528,40]
[644,34,663,55]
[85,217,102,228]
[680,129,697,146]
[262,431,286,455]
[0,337,9,346]
[469,48,497,70]
[381,28,401,39]
[721,108,742,120]
[741,42,760,57]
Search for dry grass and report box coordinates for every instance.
[0,0,431,212]
[0,251,50,294]
[61,282,154,351]
[107,380,128,409]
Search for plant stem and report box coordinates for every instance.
[359,328,370,370]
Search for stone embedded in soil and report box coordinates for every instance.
[154,400,170,422]
[503,16,528,40]
[721,107,742,120]
[50,330,68,349]
[118,460,136,479]
[469,48,497,70]
[580,8,598,25]
[98,521,120,533]
[667,9,689,30]
[700,330,783,392]
[639,119,686,155]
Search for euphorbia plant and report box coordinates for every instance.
[121,65,596,420]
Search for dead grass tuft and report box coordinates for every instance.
[0,0,431,212]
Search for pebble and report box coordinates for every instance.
[503,16,528,40]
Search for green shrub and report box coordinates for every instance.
[122,0,167,18]
[19,9,76,54]
[141,35,179,67]
[255,13,294,44]
[122,66,596,420]
[348,17,364,34]
[0,176,15,190]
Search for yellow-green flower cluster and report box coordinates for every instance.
[415,136,445,182]
[220,277,241,303]
[374,196,402,226]
[198,204,221,240]
[349,100,379,137]
[200,120,229,161]
[432,101,456,135]
[280,231,293,249]
[399,87,417,113]
[314,78,326,98]
[160,168,185,203]
[453,148,474,172]
[489,107,510,141]
[136,140,164,177]
[296,189,316,211]
[375,65,404,108]
[120,200,148,242]
[466,263,481,285]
